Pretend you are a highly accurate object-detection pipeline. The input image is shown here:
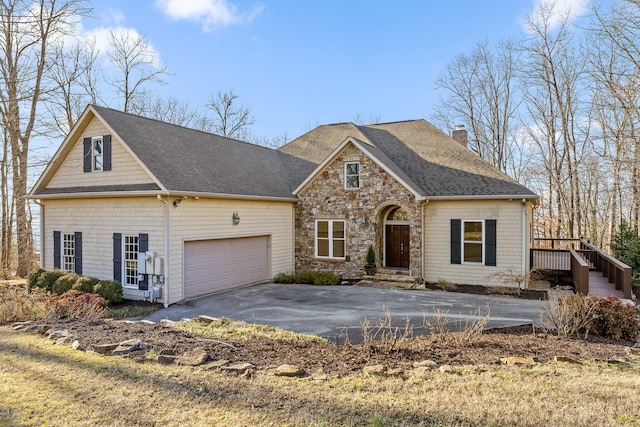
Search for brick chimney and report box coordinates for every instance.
[452,125,467,148]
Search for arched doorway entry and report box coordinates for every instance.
[384,206,410,268]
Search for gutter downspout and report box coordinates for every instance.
[158,195,170,308]
[420,199,429,283]
[33,199,44,267]
[521,199,527,290]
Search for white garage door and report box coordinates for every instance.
[183,236,269,300]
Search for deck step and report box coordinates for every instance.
[588,270,625,299]
[365,273,416,283]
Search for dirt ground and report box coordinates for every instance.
[60,319,634,377]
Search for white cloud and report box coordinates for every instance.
[155,0,263,31]
[100,8,126,27]
[525,0,589,31]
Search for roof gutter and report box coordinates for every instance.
[425,194,539,202]
[28,190,299,203]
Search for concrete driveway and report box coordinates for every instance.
[145,283,545,344]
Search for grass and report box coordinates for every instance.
[174,317,326,343]
[0,326,639,426]
[106,305,161,319]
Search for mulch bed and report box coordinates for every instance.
[58,319,634,377]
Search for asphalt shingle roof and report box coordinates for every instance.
[278,119,537,198]
[91,105,300,199]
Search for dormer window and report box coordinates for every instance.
[345,162,360,189]
[92,136,103,171]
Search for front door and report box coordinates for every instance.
[385,225,410,268]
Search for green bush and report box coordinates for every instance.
[366,245,376,265]
[26,268,46,293]
[36,269,67,293]
[586,296,640,341]
[72,276,99,294]
[52,273,80,295]
[273,272,297,284]
[296,271,317,285]
[94,280,123,304]
[313,271,340,286]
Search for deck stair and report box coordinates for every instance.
[531,238,632,300]
[363,268,417,285]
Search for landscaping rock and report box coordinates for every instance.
[158,349,176,356]
[362,364,386,376]
[500,357,537,366]
[71,340,83,350]
[55,336,74,346]
[413,360,438,369]
[196,315,220,324]
[203,359,230,370]
[159,319,175,325]
[554,356,582,364]
[310,368,328,381]
[410,367,431,379]
[221,362,255,374]
[112,339,147,356]
[175,347,209,366]
[274,364,305,377]
[92,343,119,354]
[438,364,454,373]
[157,355,178,365]
[46,328,73,341]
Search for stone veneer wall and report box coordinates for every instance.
[295,143,422,278]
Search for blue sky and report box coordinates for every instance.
[81,0,583,141]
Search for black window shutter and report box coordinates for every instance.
[83,138,91,172]
[74,232,82,275]
[113,233,122,283]
[103,135,112,171]
[450,219,461,264]
[485,219,497,266]
[138,233,149,290]
[53,231,61,269]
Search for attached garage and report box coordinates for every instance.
[183,236,269,300]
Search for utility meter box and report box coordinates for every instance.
[153,257,164,276]
[138,251,155,274]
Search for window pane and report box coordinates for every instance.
[346,163,359,175]
[317,239,329,257]
[464,222,482,241]
[333,221,344,238]
[317,221,328,238]
[93,140,102,155]
[464,243,482,263]
[346,176,359,188]
[124,235,139,286]
[333,240,345,257]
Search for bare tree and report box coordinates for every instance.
[106,29,168,113]
[0,0,90,277]
[206,90,254,140]
[432,38,522,176]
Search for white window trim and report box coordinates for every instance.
[122,234,139,289]
[62,233,75,273]
[344,162,360,189]
[315,219,346,259]
[92,136,103,172]
[462,220,484,265]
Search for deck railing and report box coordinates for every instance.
[531,238,632,299]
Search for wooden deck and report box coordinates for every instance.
[531,239,632,300]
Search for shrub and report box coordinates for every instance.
[36,269,67,293]
[273,272,297,284]
[44,290,108,321]
[296,271,317,284]
[586,296,640,341]
[52,273,80,295]
[313,271,340,286]
[26,268,46,293]
[542,294,595,339]
[94,280,123,304]
[366,245,376,265]
[72,276,99,294]
[0,282,48,323]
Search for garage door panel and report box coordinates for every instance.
[184,236,269,300]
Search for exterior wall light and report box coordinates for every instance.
[232,211,240,225]
[172,199,182,207]
[360,216,369,227]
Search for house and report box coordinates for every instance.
[29,105,538,306]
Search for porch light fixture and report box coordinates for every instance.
[172,199,182,207]
[232,211,240,225]
[360,216,369,227]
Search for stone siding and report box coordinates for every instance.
[295,143,422,278]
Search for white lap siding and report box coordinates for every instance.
[168,198,294,304]
[423,199,532,288]
[42,197,165,301]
